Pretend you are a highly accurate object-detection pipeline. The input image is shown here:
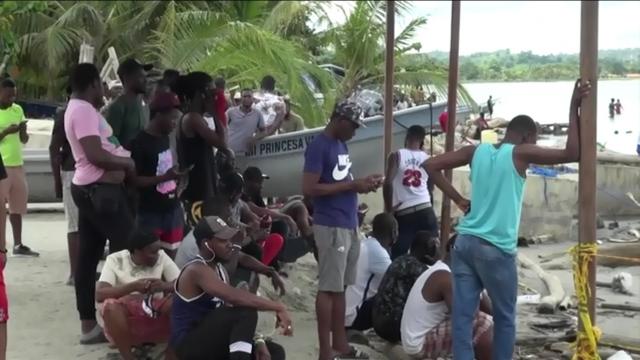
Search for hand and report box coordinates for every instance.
[0,252,6,271]
[148,280,170,293]
[254,341,271,360]
[163,167,182,181]
[367,174,385,189]
[18,121,27,130]
[124,158,136,177]
[269,269,286,296]
[2,124,20,135]
[275,308,293,336]
[571,79,591,107]
[131,278,156,293]
[54,180,63,200]
[455,198,470,214]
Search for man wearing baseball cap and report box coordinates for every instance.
[303,100,382,360]
[129,91,184,258]
[106,58,153,149]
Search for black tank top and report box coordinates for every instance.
[177,113,218,202]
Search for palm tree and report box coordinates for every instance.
[318,1,475,107]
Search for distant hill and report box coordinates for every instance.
[412,48,640,81]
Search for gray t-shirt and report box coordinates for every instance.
[227,106,265,153]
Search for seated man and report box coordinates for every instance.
[170,216,292,360]
[344,213,396,332]
[177,172,285,270]
[400,236,493,360]
[242,166,314,263]
[372,231,435,343]
[96,229,180,360]
[174,174,286,296]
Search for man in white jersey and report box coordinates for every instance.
[383,125,438,259]
[401,237,493,359]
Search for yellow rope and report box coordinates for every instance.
[569,243,601,360]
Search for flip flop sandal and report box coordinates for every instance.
[331,346,369,360]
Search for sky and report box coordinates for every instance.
[323,1,640,55]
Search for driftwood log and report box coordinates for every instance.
[518,254,566,313]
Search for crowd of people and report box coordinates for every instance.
[0,56,592,360]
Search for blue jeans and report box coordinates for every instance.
[452,234,517,360]
[391,206,439,259]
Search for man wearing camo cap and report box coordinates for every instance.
[302,100,384,360]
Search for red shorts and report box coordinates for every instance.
[99,294,171,345]
[137,205,184,250]
[0,268,8,323]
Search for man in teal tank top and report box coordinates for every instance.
[423,80,591,360]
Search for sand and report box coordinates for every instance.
[4,211,640,359]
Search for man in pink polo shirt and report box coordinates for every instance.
[64,63,136,344]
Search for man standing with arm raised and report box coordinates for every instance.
[303,101,382,360]
[423,79,590,360]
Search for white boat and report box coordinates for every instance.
[23,102,462,202]
[236,102,466,197]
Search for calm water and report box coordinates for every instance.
[464,79,640,154]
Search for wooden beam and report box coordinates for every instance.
[383,0,395,166]
[578,0,598,356]
[439,0,461,249]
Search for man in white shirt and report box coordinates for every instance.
[96,229,180,360]
[254,75,284,128]
[383,125,438,259]
[344,213,397,331]
[401,237,493,359]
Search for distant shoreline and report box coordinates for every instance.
[462,76,638,84]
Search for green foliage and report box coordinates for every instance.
[424,48,640,82]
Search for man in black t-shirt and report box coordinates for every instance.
[130,92,184,258]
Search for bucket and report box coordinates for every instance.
[481,130,498,144]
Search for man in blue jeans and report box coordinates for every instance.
[423,79,591,359]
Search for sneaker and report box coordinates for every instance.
[13,245,40,257]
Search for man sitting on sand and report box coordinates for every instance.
[242,166,315,264]
[170,216,292,360]
[96,229,179,360]
[401,236,493,360]
[174,174,286,296]
[344,213,396,332]
[372,231,435,343]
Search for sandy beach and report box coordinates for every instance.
[4,211,640,359]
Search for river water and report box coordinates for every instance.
[464,79,640,154]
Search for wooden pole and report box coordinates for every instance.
[439,0,461,249]
[383,0,395,167]
[578,0,598,349]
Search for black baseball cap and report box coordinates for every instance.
[331,100,365,127]
[117,58,153,79]
[243,166,269,182]
[220,172,245,194]
[193,216,240,244]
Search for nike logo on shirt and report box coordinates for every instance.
[332,154,352,181]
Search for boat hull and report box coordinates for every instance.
[236,103,455,198]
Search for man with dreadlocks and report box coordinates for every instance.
[173,72,230,227]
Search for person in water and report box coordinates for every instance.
[170,216,292,360]
[615,99,623,115]
[609,98,615,118]
[423,79,591,359]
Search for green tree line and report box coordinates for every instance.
[418,48,640,82]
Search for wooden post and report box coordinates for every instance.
[578,0,598,349]
[383,0,395,167]
[439,0,461,249]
